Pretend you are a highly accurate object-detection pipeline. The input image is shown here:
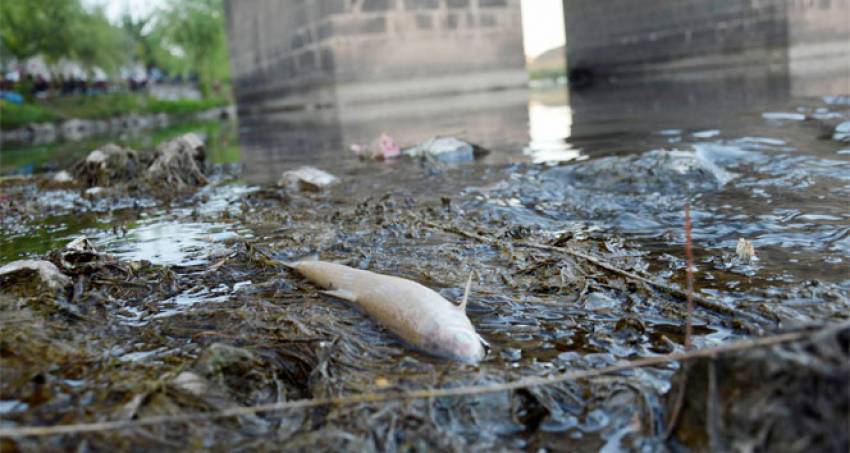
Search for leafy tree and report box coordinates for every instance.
[0,0,81,63]
[160,0,230,96]
[70,6,129,73]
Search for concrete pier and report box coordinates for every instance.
[224,0,527,122]
[562,0,850,94]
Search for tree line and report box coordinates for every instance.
[0,0,229,97]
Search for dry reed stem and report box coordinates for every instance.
[414,217,764,331]
[664,201,696,438]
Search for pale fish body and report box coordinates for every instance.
[289,260,486,364]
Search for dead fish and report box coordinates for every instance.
[285,260,487,364]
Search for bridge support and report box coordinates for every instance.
[224,0,527,122]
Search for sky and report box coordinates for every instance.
[90,0,565,59]
[520,0,566,59]
[86,0,165,21]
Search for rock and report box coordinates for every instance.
[668,327,848,452]
[278,166,339,192]
[146,133,208,189]
[73,143,141,187]
[0,260,72,293]
[403,137,489,163]
[833,121,850,142]
[26,123,57,145]
[735,238,757,262]
[51,170,75,184]
[60,119,93,141]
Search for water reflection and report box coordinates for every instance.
[237,87,585,183]
[525,90,583,164]
[234,69,849,289]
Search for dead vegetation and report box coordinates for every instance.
[64,133,209,196]
[1,167,848,451]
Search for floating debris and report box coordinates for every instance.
[278,166,339,192]
[375,133,401,160]
[350,133,401,160]
[403,137,489,163]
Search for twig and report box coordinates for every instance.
[683,202,695,350]
[414,217,764,330]
[665,201,696,438]
[2,321,847,438]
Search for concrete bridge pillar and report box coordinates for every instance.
[224,0,527,122]
[561,0,850,95]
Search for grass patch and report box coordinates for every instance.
[0,93,230,130]
[1,119,238,175]
[0,100,61,130]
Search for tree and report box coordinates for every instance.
[159,0,230,97]
[1,0,128,74]
[0,0,81,64]
[70,6,129,73]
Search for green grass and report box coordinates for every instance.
[1,119,239,175]
[0,93,230,130]
[0,100,61,130]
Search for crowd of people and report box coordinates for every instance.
[0,64,196,102]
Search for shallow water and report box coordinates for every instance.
[1,78,849,450]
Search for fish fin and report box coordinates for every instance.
[458,271,473,311]
[320,289,358,303]
[478,334,490,349]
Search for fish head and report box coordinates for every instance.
[433,328,486,364]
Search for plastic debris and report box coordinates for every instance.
[376,133,401,160]
[403,137,489,163]
[278,166,339,192]
[351,134,401,160]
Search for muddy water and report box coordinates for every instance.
[1,79,849,450]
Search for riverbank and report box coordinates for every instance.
[0,94,234,146]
